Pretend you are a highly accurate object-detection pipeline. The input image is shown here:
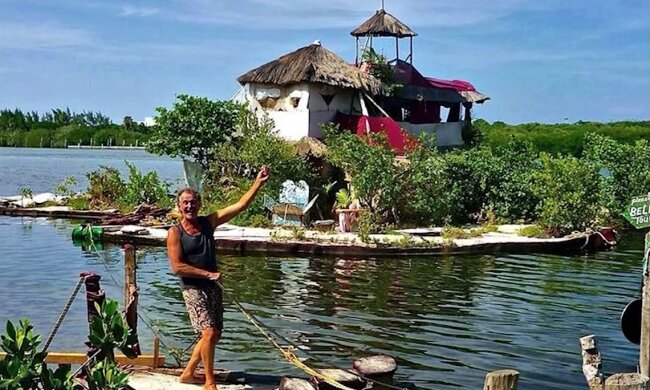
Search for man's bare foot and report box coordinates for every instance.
[178,374,205,384]
[203,383,218,390]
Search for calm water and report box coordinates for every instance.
[0,147,183,196]
[0,148,646,389]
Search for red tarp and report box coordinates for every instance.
[425,77,476,92]
[393,60,477,92]
[336,113,418,154]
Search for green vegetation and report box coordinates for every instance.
[517,225,549,238]
[0,108,150,147]
[146,95,313,226]
[146,95,246,171]
[83,162,172,212]
[322,123,650,236]
[0,319,77,389]
[0,298,135,389]
[475,119,650,156]
[21,95,643,238]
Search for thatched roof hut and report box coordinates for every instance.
[294,136,327,158]
[237,41,382,95]
[351,9,417,38]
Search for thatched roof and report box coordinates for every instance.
[351,9,417,38]
[237,42,382,94]
[294,136,327,158]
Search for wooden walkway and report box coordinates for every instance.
[128,372,277,390]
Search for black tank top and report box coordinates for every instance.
[178,216,217,289]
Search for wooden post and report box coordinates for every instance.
[123,244,142,355]
[152,336,160,369]
[483,369,519,390]
[580,334,605,389]
[640,232,650,377]
[604,373,649,390]
[124,244,137,308]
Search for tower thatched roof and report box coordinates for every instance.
[237,42,382,94]
[351,9,417,38]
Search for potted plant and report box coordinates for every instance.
[334,189,359,232]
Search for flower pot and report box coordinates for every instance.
[336,208,359,232]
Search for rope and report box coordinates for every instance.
[217,281,355,390]
[217,281,409,390]
[42,274,87,353]
[579,229,617,250]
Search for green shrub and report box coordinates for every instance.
[118,161,171,210]
[517,225,549,238]
[582,133,650,222]
[398,141,453,226]
[85,162,171,211]
[87,299,138,362]
[86,166,125,209]
[323,124,401,224]
[54,176,78,197]
[533,154,605,236]
[441,227,470,239]
[482,139,540,222]
[0,319,78,389]
[86,359,129,390]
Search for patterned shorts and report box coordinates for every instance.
[182,285,224,332]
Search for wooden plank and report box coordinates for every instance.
[0,352,164,367]
[640,232,650,378]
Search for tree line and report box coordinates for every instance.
[0,108,152,147]
[476,119,650,156]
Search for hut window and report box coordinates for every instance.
[288,90,306,110]
[255,87,281,109]
[319,85,336,108]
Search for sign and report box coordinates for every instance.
[624,193,650,229]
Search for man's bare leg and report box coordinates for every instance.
[179,336,205,384]
[200,327,221,388]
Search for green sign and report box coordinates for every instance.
[624,193,650,229]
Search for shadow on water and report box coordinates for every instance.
[0,216,647,389]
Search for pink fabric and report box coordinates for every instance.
[393,60,477,92]
[336,113,418,154]
[425,77,476,92]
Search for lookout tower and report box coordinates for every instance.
[350,6,417,64]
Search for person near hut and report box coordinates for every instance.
[166,166,270,389]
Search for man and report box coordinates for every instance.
[167,165,269,389]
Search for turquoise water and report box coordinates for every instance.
[0,148,646,389]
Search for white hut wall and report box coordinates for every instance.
[400,121,464,147]
[307,85,361,139]
[242,83,311,141]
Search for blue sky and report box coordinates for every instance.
[1,0,648,124]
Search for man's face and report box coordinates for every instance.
[178,192,201,220]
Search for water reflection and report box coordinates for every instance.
[0,216,646,389]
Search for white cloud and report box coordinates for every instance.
[0,21,95,50]
[157,0,572,29]
[120,5,160,17]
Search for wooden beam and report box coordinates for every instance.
[640,232,650,377]
[124,244,137,308]
[0,352,164,367]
